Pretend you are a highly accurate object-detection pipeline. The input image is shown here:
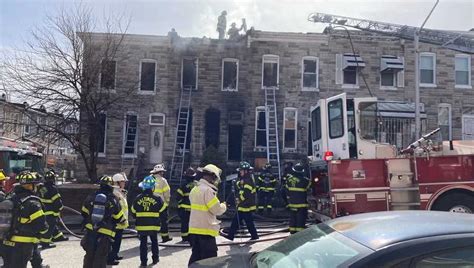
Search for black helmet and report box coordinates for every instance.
[44,169,57,182]
[236,161,253,171]
[264,163,272,170]
[292,163,305,174]
[99,175,114,186]
[16,171,42,185]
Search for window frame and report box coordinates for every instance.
[181,57,199,90]
[438,103,452,141]
[328,99,344,139]
[122,111,139,158]
[255,106,267,149]
[138,59,157,94]
[149,113,165,126]
[342,67,359,88]
[221,58,239,91]
[301,56,319,91]
[23,115,31,136]
[97,112,107,157]
[99,59,117,91]
[455,54,472,89]
[380,70,397,89]
[262,54,280,89]
[311,106,322,141]
[283,107,298,151]
[419,52,437,87]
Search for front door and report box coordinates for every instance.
[228,125,243,161]
[149,113,165,164]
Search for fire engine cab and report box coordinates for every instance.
[309,93,474,222]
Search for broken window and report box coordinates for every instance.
[123,113,138,156]
[455,54,471,87]
[255,107,267,147]
[222,59,238,91]
[420,53,436,85]
[140,60,156,91]
[100,60,116,90]
[262,55,279,88]
[205,108,220,149]
[283,108,297,150]
[182,58,198,89]
[302,57,318,90]
[98,113,107,155]
[438,104,452,141]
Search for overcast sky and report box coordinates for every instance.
[1,0,473,50]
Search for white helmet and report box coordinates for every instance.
[150,164,167,174]
[112,173,128,182]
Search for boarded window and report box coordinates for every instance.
[222,59,238,91]
[98,113,107,154]
[182,58,197,89]
[256,107,267,147]
[263,55,279,88]
[123,114,138,155]
[100,60,116,89]
[140,61,156,91]
[284,108,297,149]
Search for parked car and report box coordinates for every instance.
[191,211,474,267]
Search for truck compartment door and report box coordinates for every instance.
[310,99,327,160]
[326,93,349,160]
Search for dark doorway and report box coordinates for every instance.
[205,108,220,149]
[228,125,243,161]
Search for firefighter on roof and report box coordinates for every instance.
[80,175,125,268]
[285,163,311,234]
[188,164,227,265]
[131,175,165,267]
[2,171,49,268]
[107,172,129,265]
[222,161,259,241]
[37,169,67,250]
[257,163,277,214]
[176,167,197,242]
[150,163,172,243]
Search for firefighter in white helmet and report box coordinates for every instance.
[188,164,227,265]
[107,172,129,265]
[150,164,172,243]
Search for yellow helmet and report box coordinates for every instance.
[0,170,6,181]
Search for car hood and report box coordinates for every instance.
[190,253,252,268]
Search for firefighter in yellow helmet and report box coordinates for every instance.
[2,171,49,268]
[188,164,227,265]
[0,169,7,201]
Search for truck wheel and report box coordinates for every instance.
[432,193,474,214]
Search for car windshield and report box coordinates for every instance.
[251,224,369,268]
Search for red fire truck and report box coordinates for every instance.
[0,137,44,192]
[309,93,474,222]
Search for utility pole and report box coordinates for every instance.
[415,0,439,139]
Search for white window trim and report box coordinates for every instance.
[455,54,472,89]
[149,113,165,126]
[255,106,266,150]
[98,112,107,157]
[342,68,360,88]
[262,54,280,89]
[138,59,157,94]
[98,59,118,93]
[283,107,298,151]
[462,114,474,140]
[23,115,30,136]
[438,103,452,141]
[122,111,138,158]
[221,58,239,92]
[420,52,437,88]
[181,57,199,90]
[380,71,397,90]
[301,56,319,91]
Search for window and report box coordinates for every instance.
[123,113,138,156]
[302,57,319,90]
[97,113,107,155]
[336,54,365,87]
[311,107,321,141]
[455,54,471,88]
[255,107,267,147]
[182,58,198,89]
[139,60,156,92]
[222,58,239,91]
[438,104,452,141]
[262,55,279,88]
[328,99,344,139]
[149,113,165,126]
[462,114,474,140]
[205,108,220,149]
[24,116,30,135]
[380,56,404,89]
[415,247,474,267]
[100,60,116,90]
[283,108,297,150]
[420,53,436,86]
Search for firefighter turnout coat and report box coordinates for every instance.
[285,174,311,209]
[257,171,277,193]
[237,174,257,212]
[177,179,195,210]
[38,182,63,218]
[189,179,227,237]
[131,189,165,234]
[153,175,171,207]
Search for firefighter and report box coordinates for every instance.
[176,167,196,242]
[0,169,7,201]
[2,171,49,268]
[281,161,294,207]
[80,175,125,268]
[188,164,227,265]
[107,172,129,265]
[150,163,172,243]
[222,161,259,241]
[131,175,165,267]
[285,163,311,234]
[257,163,277,214]
[37,169,67,249]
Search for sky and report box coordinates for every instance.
[1,0,473,51]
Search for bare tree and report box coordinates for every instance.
[2,4,135,182]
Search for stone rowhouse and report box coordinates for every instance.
[82,29,474,179]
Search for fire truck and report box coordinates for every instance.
[309,93,474,222]
[0,137,44,192]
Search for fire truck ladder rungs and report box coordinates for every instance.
[264,87,282,181]
[170,86,192,184]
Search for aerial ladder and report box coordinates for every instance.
[308,12,474,54]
